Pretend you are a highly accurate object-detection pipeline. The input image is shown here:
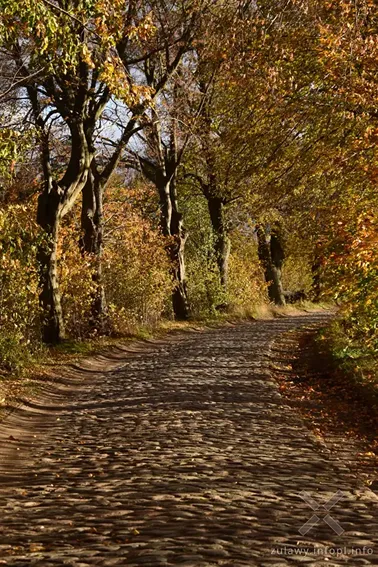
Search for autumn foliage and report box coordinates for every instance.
[322,202,378,353]
[0,180,269,374]
[0,0,377,382]
[0,202,41,371]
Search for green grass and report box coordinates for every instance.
[51,339,96,356]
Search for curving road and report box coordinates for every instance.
[0,313,377,566]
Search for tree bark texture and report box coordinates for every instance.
[80,172,107,332]
[257,225,286,306]
[36,120,92,343]
[158,178,189,320]
[36,190,65,343]
[207,195,230,291]
[139,156,190,320]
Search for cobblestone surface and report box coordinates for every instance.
[1,313,378,566]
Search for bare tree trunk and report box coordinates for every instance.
[170,180,189,320]
[23,47,103,344]
[35,120,92,343]
[80,172,107,332]
[36,191,65,343]
[257,225,286,306]
[139,153,190,320]
[311,262,321,301]
[196,74,231,296]
[170,213,189,320]
[158,180,173,236]
[26,84,65,343]
[158,179,189,320]
[311,241,322,301]
[207,195,230,291]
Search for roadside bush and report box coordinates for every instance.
[187,252,225,317]
[282,249,313,294]
[59,213,95,339]
[0,202,41,372]
[103,187,172,332]
[323,208,378,354]
[186,223,266,317]
[185,212,227,317]
[58,187,172,337]
[227,230,267,311]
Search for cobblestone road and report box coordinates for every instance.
[1,313,378,566]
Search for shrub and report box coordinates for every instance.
[228,231,267,309]
[0,201,41,372]
[186,222,266,317]
[103,187,172,332]
[322,199,378,355]
[59,213,95,339]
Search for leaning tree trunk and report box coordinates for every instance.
[25,60,98,344]
[207,195,231,292]
[36,190,65,343]
[36,120,92,343]
[257,225,286,306]
[28,85,66,344]
[80,173,107,332]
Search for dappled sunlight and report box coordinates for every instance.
[1,314,378,565]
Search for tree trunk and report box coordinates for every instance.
[311,262,321,301]
[36,190,65,343]
[138,134,190,320]
[36,120,92,344]
[311,241,322,301]
[80,172,107,332]
[158,179,189,320]
[155,178,171,234]
[257,225,286,306]
[170,208,189,320]
[207,195,230,291]
[28,86,65,344]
